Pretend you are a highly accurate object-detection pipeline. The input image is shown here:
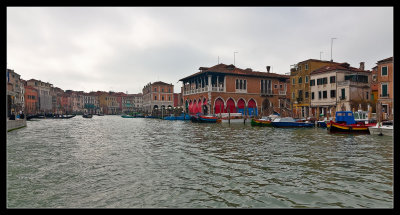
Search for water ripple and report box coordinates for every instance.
[7,116,393,208]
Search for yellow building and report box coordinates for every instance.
[290,59,340,118]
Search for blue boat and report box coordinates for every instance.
[164,113,191,120]
[271,117,314,128]
[317,121,327,128]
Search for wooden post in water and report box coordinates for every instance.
[228,107,230,124]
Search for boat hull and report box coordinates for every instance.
[121,115,135,118]
[251,119,272,127]
[191,115,218,123]
[221,118,245,123]
[272,122,314,128]
[164,114,190,120]
[368,126,393,136]
[327,121,374,133]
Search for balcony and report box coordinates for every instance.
[183,87,224,95]
[260,89,273,96]
[380,94,389,98]
[339,96,346,100]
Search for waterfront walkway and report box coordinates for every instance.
[7,119,27,132]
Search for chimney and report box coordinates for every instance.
[359,62,365,70]
[266,66,271,73]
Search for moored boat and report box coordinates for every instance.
[368,122,393,136]
[121,115,135,118]
[82,114,93,118]
[191,114,218,123]
[251,118,272,127]
[220,113,245,123]
[327,111,376,133]
[271,117,314,128]
[164,113,190,120]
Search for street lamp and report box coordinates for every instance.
[234,51,238,66]
[330,38,337,62]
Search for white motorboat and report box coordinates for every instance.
[220,113,245,123]
[368,123,393,136]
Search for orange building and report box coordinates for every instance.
[179,64,290,116]
[24,85,39,115]
[376,57,393,120]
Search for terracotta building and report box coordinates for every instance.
[376,57,393,120]
[179,64,290,116]
[142,81,174,113]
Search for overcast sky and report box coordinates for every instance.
[7,7,393,94]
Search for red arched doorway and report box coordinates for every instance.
[193,100,198,114]
[237,98,245,115]
[197,99,202,114]
[189,100,193,114]
[214,98,224,114]
[248,99,258,116]
[226,98,236,113]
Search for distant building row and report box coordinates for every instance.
[6,71,144,116]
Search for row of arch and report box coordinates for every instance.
[185,97,258,115]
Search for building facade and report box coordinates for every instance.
[26,79,53,113]
[6,69,25,116]
[290,59,341,118]
[376,57,393,120]
[179,64,290,116]
[142,82,174,113]
[23,85,39,115]
[310,62,371,119]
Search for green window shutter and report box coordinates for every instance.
[382,66,388,76]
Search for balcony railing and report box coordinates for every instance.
[260,89,273,96]
[261,90,287,96]
[183,87,224,95]
[380,94,389,98]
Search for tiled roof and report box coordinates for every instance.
[179,64,289,81]
[377,56,393,64]
[310,63,371,75]
[152,81,173,86]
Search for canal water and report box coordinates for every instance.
[7,116,393,208]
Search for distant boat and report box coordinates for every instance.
[271,117,314,128]
[82,114,93,118]
[121,115,135,118]
[327,111,376,133]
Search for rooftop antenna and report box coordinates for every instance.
[320,51,323,60]
[218,56,220,64]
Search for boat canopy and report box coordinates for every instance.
[335,111,356,125]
